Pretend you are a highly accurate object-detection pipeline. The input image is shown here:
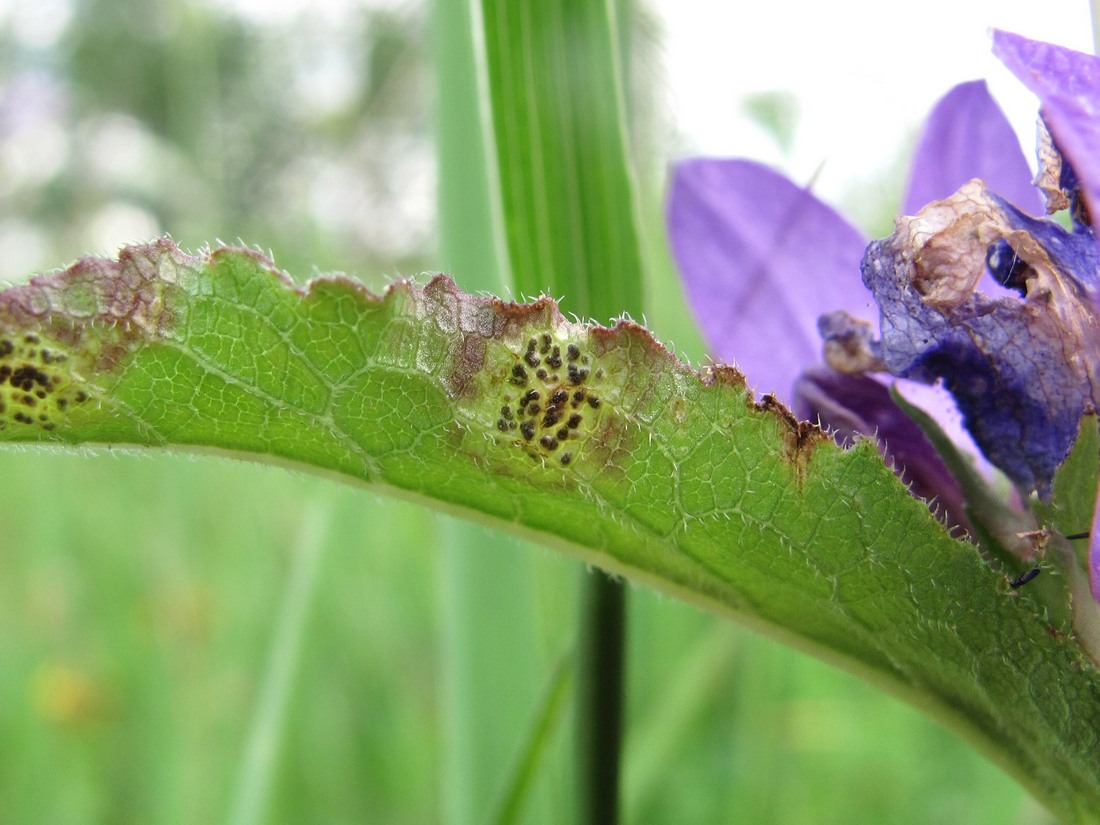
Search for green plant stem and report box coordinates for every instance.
[574,569,626,825]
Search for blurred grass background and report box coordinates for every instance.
[0,0,1051,822]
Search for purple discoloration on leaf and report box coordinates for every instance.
[0,240,201,435]
[992,31,1100,226]
[842,181,1100,493]
[903,80,1042,217]
[666,158,869,402]
[0,239,190,342]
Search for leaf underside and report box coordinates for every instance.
[2,240,1099,822]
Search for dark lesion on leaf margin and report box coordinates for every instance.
[696,363,832,479]
[757,391,831,481]
[0,244,842,486]
[419,275,564,400]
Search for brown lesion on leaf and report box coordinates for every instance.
[2,240,186,331]
[0,243,846,485]
[0,331,92,434]
[700,364,828,483]
[756,393,830,483]
[0,238,192,377]
[0,239,205,435]
[699,363,748,390]
[420,273,844,489]
[485,327,610,468]
[413,277,651,475]
[588,318,684,368]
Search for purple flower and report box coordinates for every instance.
[667,78,1035,528]
[837,34,1100,498]
[667,31,1100,601]
[989,31,1100,605]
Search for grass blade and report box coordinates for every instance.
[227,499,332,825]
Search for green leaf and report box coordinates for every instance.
[892,388,1100,661]
[889,384,1033,559]
[1035,415,1100,558]
[1031,415,1100,672]
[5,241,1100,824]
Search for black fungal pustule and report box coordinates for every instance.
[492,331,605,466]
[0,331,88,434]
[523,338,541,368]
[11,365,50,392]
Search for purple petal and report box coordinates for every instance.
[666,158,868,401]
[992,31,1100,224]
[793,366,970,532]
[903,80,1042,217]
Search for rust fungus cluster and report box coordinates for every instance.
[495,332,602,465]
[0,333,88,433]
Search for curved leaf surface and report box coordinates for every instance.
[2,240,1099,822]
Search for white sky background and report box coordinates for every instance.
[0,0,1093,274]
[236,0,1093,229]
[651,0,1095,226]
